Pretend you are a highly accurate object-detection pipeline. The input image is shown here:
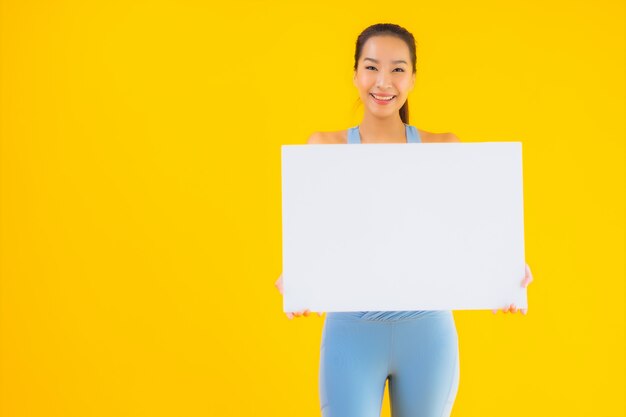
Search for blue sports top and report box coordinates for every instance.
[347,123,422,144]
[326,122,429,320]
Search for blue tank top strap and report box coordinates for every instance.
[406,124,421,143]
[347,124,420,144]
[347,126,360,144]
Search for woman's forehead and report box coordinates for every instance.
[361,36,410,61]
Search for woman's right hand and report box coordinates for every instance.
[275,273,323,319]
[491,263,534,315]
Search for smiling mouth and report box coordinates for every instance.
[370,93,396,101]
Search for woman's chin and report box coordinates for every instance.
[368,106,398,116]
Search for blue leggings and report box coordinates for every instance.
[319,310,460,417]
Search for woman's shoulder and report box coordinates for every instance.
[306,130,347,144]
[423,130,461,143]
[306,128,461,144]
[412,127,461,143]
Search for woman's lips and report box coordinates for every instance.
[370,93,396,105]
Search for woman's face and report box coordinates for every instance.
[353,35,415,119]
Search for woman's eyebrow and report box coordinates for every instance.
[363,57,407,64]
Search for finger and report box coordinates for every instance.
[286,312,293,319]
[304,309,310,317]
[492,309,497,314]
[511,304,518,313]
[521,308,528,315]
[503,305,509,313]
[525,264,534,285]
[317,312,323,316]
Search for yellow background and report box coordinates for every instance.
[1,1,624,416]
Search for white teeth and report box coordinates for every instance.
[372,94,394,101]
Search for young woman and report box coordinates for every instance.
[275,23,534,417]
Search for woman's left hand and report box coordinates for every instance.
[492,263,534,315]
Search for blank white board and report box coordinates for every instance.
[281,142,526,312]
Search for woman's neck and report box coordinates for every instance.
[358,113,406,143]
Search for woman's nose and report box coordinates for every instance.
[376,72,392,88]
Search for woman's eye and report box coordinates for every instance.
[365,66,404,72]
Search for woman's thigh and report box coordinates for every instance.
[388,311,460,417]
[319,317,392,417]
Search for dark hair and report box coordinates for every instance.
[353,23,417,124]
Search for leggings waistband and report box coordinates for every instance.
[325,310,452,322]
